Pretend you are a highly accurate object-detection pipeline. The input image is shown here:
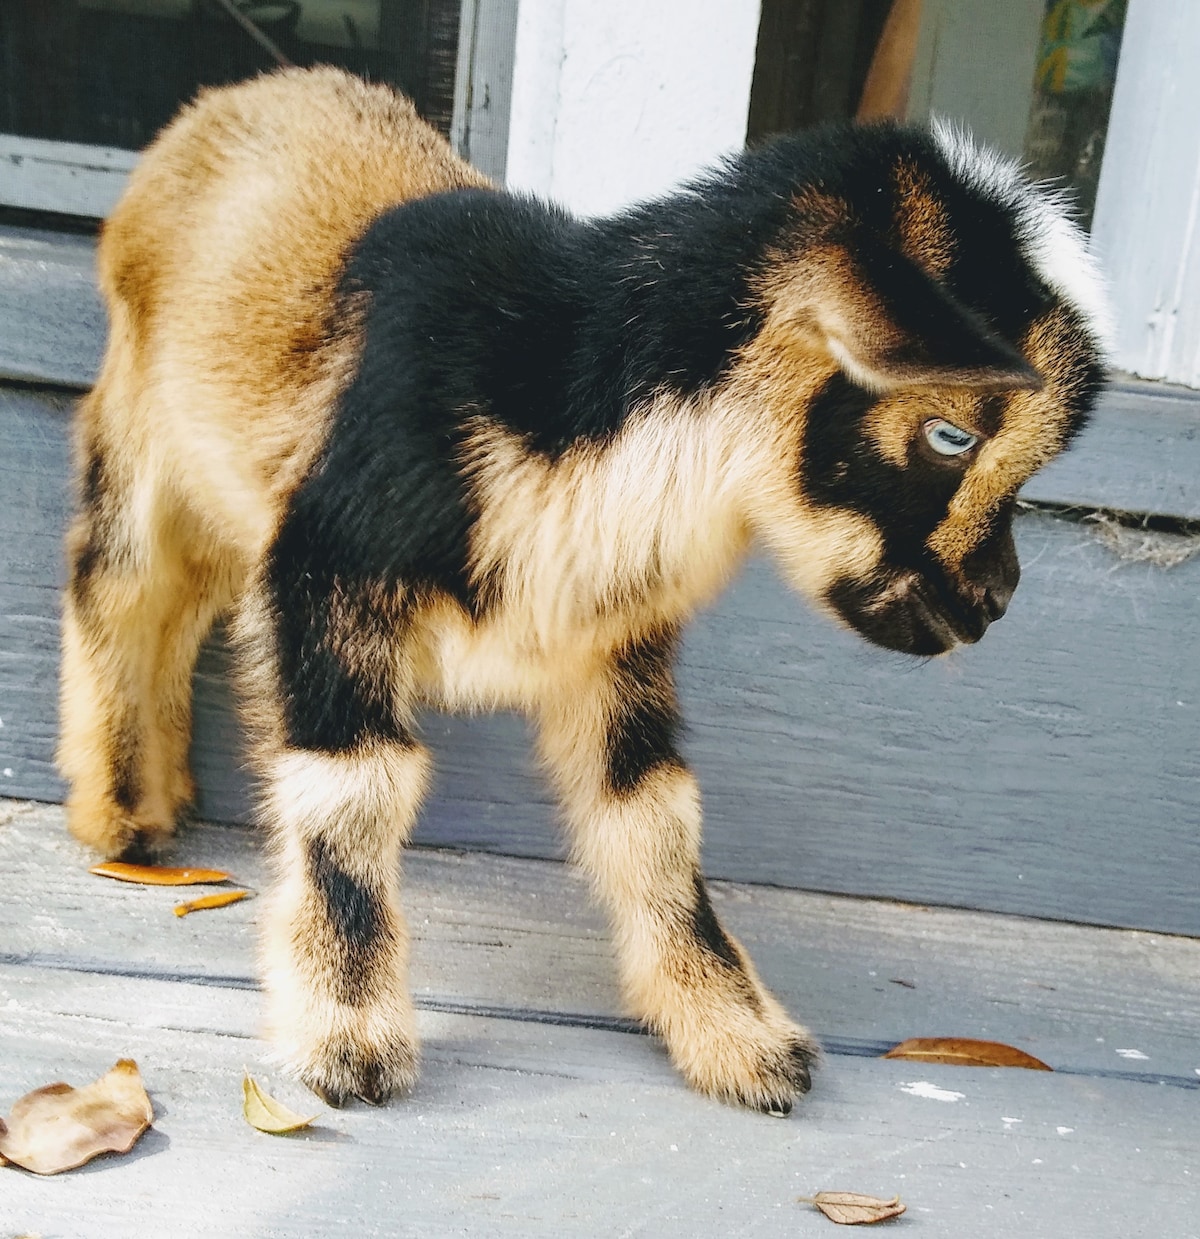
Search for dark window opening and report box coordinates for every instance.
[0,0,461,153]
[747,0,1128,229]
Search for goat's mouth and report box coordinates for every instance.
[826,570,991,656]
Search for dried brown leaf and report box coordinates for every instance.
[883,1037,1052,1071]
[799,1192,907,1225]
[89,861,232,886]
[242,1074,319,1134]
[174,889,251,917]
[0,1059,153,1175]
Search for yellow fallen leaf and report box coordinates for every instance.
[799,1192,907,1225]
[883,1037,1052,1071]
[174,890,251,917]
[242,1074,319,1134]
[90,862,233,886]
[0,1059,153,1175]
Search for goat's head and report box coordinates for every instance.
[730,122,1108,655]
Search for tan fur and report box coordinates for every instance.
[927,308,1093,568]
[722,326,887,602]
[60,68,1096,1111]
[894,161,956,278]
[865,387,990,470]
[60,68,486,858]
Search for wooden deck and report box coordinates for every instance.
[4,798,1198,1237]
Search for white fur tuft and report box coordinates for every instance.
[930,117,1115,355]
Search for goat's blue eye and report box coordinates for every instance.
[923,418,979,457]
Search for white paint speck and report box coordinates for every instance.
[1,768,11,778]
[1032,1159,1043,1165]
[1001,1117,1023,1127]
[1057,1127,1074,1135]
[900,1081,965,1102]
[1116,1049,1149,1060]
[959,1162,967,1169]
[670,1144,678,1152]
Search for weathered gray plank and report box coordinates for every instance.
[0,135,137,220]
[5,800,1198,1234]
[0,227,106,388]
[0,386,74,800]
[2,383,1199,931]
[5,802,1200,1083]
[3,964,1198,1239]
[161,527,1200,935]
[1022,378,1200,519]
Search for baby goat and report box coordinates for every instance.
[60,67,1108,1113]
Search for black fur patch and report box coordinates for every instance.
[110,711,139,813]
[307,836,385,1002]
[267,120,1104,653]
[606,628,683,795]
[800,372,1013,651]
[339,186,780,464]
[854,236,1038,383]
[801,371,962,567]
[69,443,117,619]
[266,529,413,754]
[81,443,107,514]
[69,530,105,616]
[690,874,742,971]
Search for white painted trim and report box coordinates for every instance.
[1091,0,1200,388]
[0,134,138,218]
[451,0,521,182]
[504,0,568,198]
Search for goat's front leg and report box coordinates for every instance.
[242,590,428,1106]
[537,630,818,1113]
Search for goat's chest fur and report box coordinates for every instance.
[403,409,759,712]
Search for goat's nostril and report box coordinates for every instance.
[983,584,1013,622]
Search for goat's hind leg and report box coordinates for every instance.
[59,395,232,860]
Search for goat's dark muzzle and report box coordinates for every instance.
[827,540,1020,657]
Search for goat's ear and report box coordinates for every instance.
[787,239,1042,393]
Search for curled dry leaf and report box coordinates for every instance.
[0,1059,153,1175]
[883,1037,1052,1071]
[242,1074,319,1134]
[799,1192,907,1225]
[174,889,251,917]
[89,861,232,886]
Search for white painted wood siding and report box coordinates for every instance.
[1091,0,1200,387]
[504,0,762,216]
